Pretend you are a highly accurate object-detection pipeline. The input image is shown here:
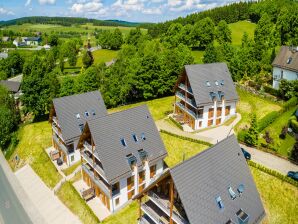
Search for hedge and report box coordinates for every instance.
[283,97,298,111]
[160,129,212,147]
[257,111,281,132]
[289,117,298,133]
[168,116,183,130]
[248,160,298,188]
[263,85,280,97]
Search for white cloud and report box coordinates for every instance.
[0,7,15,15]
[38,0,56,4]
[142,7,162,14]
[168,0,219,12]
[70,0,107,17]
[25,0,31,7]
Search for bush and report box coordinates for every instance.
[283,97,298,111]
[257,111,281,132]
[263,85,280,96]
[244,114,258,146]
[279,126,288,139]
[290,119,298,133]
[159,129,212,147]
[248,160,298,188]
[168,116,183,130]
[291,141,298,163]
[237,130,247,142]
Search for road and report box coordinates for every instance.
[0,166,32,224]
[240,144,298,175]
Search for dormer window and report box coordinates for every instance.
[76,113,80,119]
[126,153,137,167]
[138,149,148,161]
[120,138,127,147]
[132,134,138,142]
[141,133,146,141]
[206,81,211,87]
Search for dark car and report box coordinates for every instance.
[241,148,251,160]
[56,157,63,166]
[287,171,298,181]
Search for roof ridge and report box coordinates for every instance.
[170,134,236,172]
[53,90,100,101]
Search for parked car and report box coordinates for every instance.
[287,171,298,181]
[241,147,251,160]
[56,158,63,166]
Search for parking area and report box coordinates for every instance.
[15,165,81,224]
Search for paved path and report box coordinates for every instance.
[240,144,298,175]
[15,165,81,224]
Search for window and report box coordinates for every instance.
[70,155,75,162]
[215,80,219,86]
[112,183,120,196]
[79,123,84,132]
[132,134,138,142]
[150,165,156,178]
[91,109,96,116]
[76,113,80,119]
[84,111,89,117]
[206,81,211,87]
[120,138,127,147]
[215,196,224,210]
[115,198,120,206]
[141,133,146,141]
[237,184,245,194]
[287,57,292,64]
[228,187,237,200]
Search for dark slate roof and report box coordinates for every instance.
[0,80,21,93]
[272,46,298,72]
[185,63,238,106]
[170,135,265,224]
[25,37,41,41]
[88,105,167,184]
[53,91,107,143]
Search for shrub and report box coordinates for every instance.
[244,114,259,146]
[263,85,280,96]
[237,130,247,142]
[279,126,288,139]
[283,97,298,111]
[257,111,280,132]
[291,141,298,163]
[290,119,298,133]
[168,116,183,130]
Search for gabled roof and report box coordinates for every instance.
[170,135,265,224]
[87,105,167,184]
[0,80,21,93]
[53,91,107,143]
[184,63,238,106]
[272,46,298,72]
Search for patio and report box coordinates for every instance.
[45,147,68,172]
[73,179,111,221]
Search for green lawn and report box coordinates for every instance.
[161,132,209,167]
[235,87,282,132]
[261,107,297,156]
[61,161,81,176]
[9,121,61,189]
[191,50,204,64]
[57,181,99,224]
[108,96,174,121]
[228,21,256,46]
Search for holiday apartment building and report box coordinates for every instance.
[173,63,238,130]
[134,135,265,224]
[49,91,107,167]
[77,105,168,213]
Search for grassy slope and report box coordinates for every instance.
[235,87,282,132]
[262,107,297,156]
[9,121,61,188]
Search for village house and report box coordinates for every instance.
[77,105,168,213]
[272,46,298,89]
[134,135,266,224]
[24,37,41,46]
[2,36,10,42]
[173,63,238,130]
[0,80,22,100]
[49,91,107,167]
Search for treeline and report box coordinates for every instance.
[148,0,297,38]
[0,16,147,28]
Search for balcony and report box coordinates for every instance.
[52,116,60,127]
[141,201,169,224]
[81,163,111,197]
[52,135,71,155]
[178,83,193,95]
[175,102,202,119]
[84,141,93,152]
[138,215,155,224]
[175,91,196,109]
[148,192,188,224]
[81,150,107,181]
[52,124,64,141]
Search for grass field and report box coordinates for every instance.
[8,121,61,189]
[108,96,174,121]
[3,23,147,35]
[261,107,297,157]
[228,20,256,46]
[235,87,282,132]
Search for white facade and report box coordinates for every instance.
[272,66,298,89]
[109,159,164,213]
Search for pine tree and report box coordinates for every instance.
[245,113,259,146]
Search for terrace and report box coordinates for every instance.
[175,102,202,119]
[175,91,196,109]
[52,134,73,155]
[81,149,107,180]
[178,83,193,95]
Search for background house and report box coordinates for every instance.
[173,63,238,130]
[134,135,265,224]
[0,80,22,100]
[272,46,298,89]
[24,37,41,46]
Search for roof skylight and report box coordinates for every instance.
[76,113,80,119]
[132,134,138,142]
[120,138,127,147]
[206,81,211,87]
[215,196,224,210]
[141,133,146,141]
[237,184,245,194]
[84,111,89,117]
[287,57,292,64]
[91,109,96,116]
[228,187,237,200]
[215,80,219,86]
[221,80,224,86]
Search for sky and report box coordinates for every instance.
[0,0,239,23]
